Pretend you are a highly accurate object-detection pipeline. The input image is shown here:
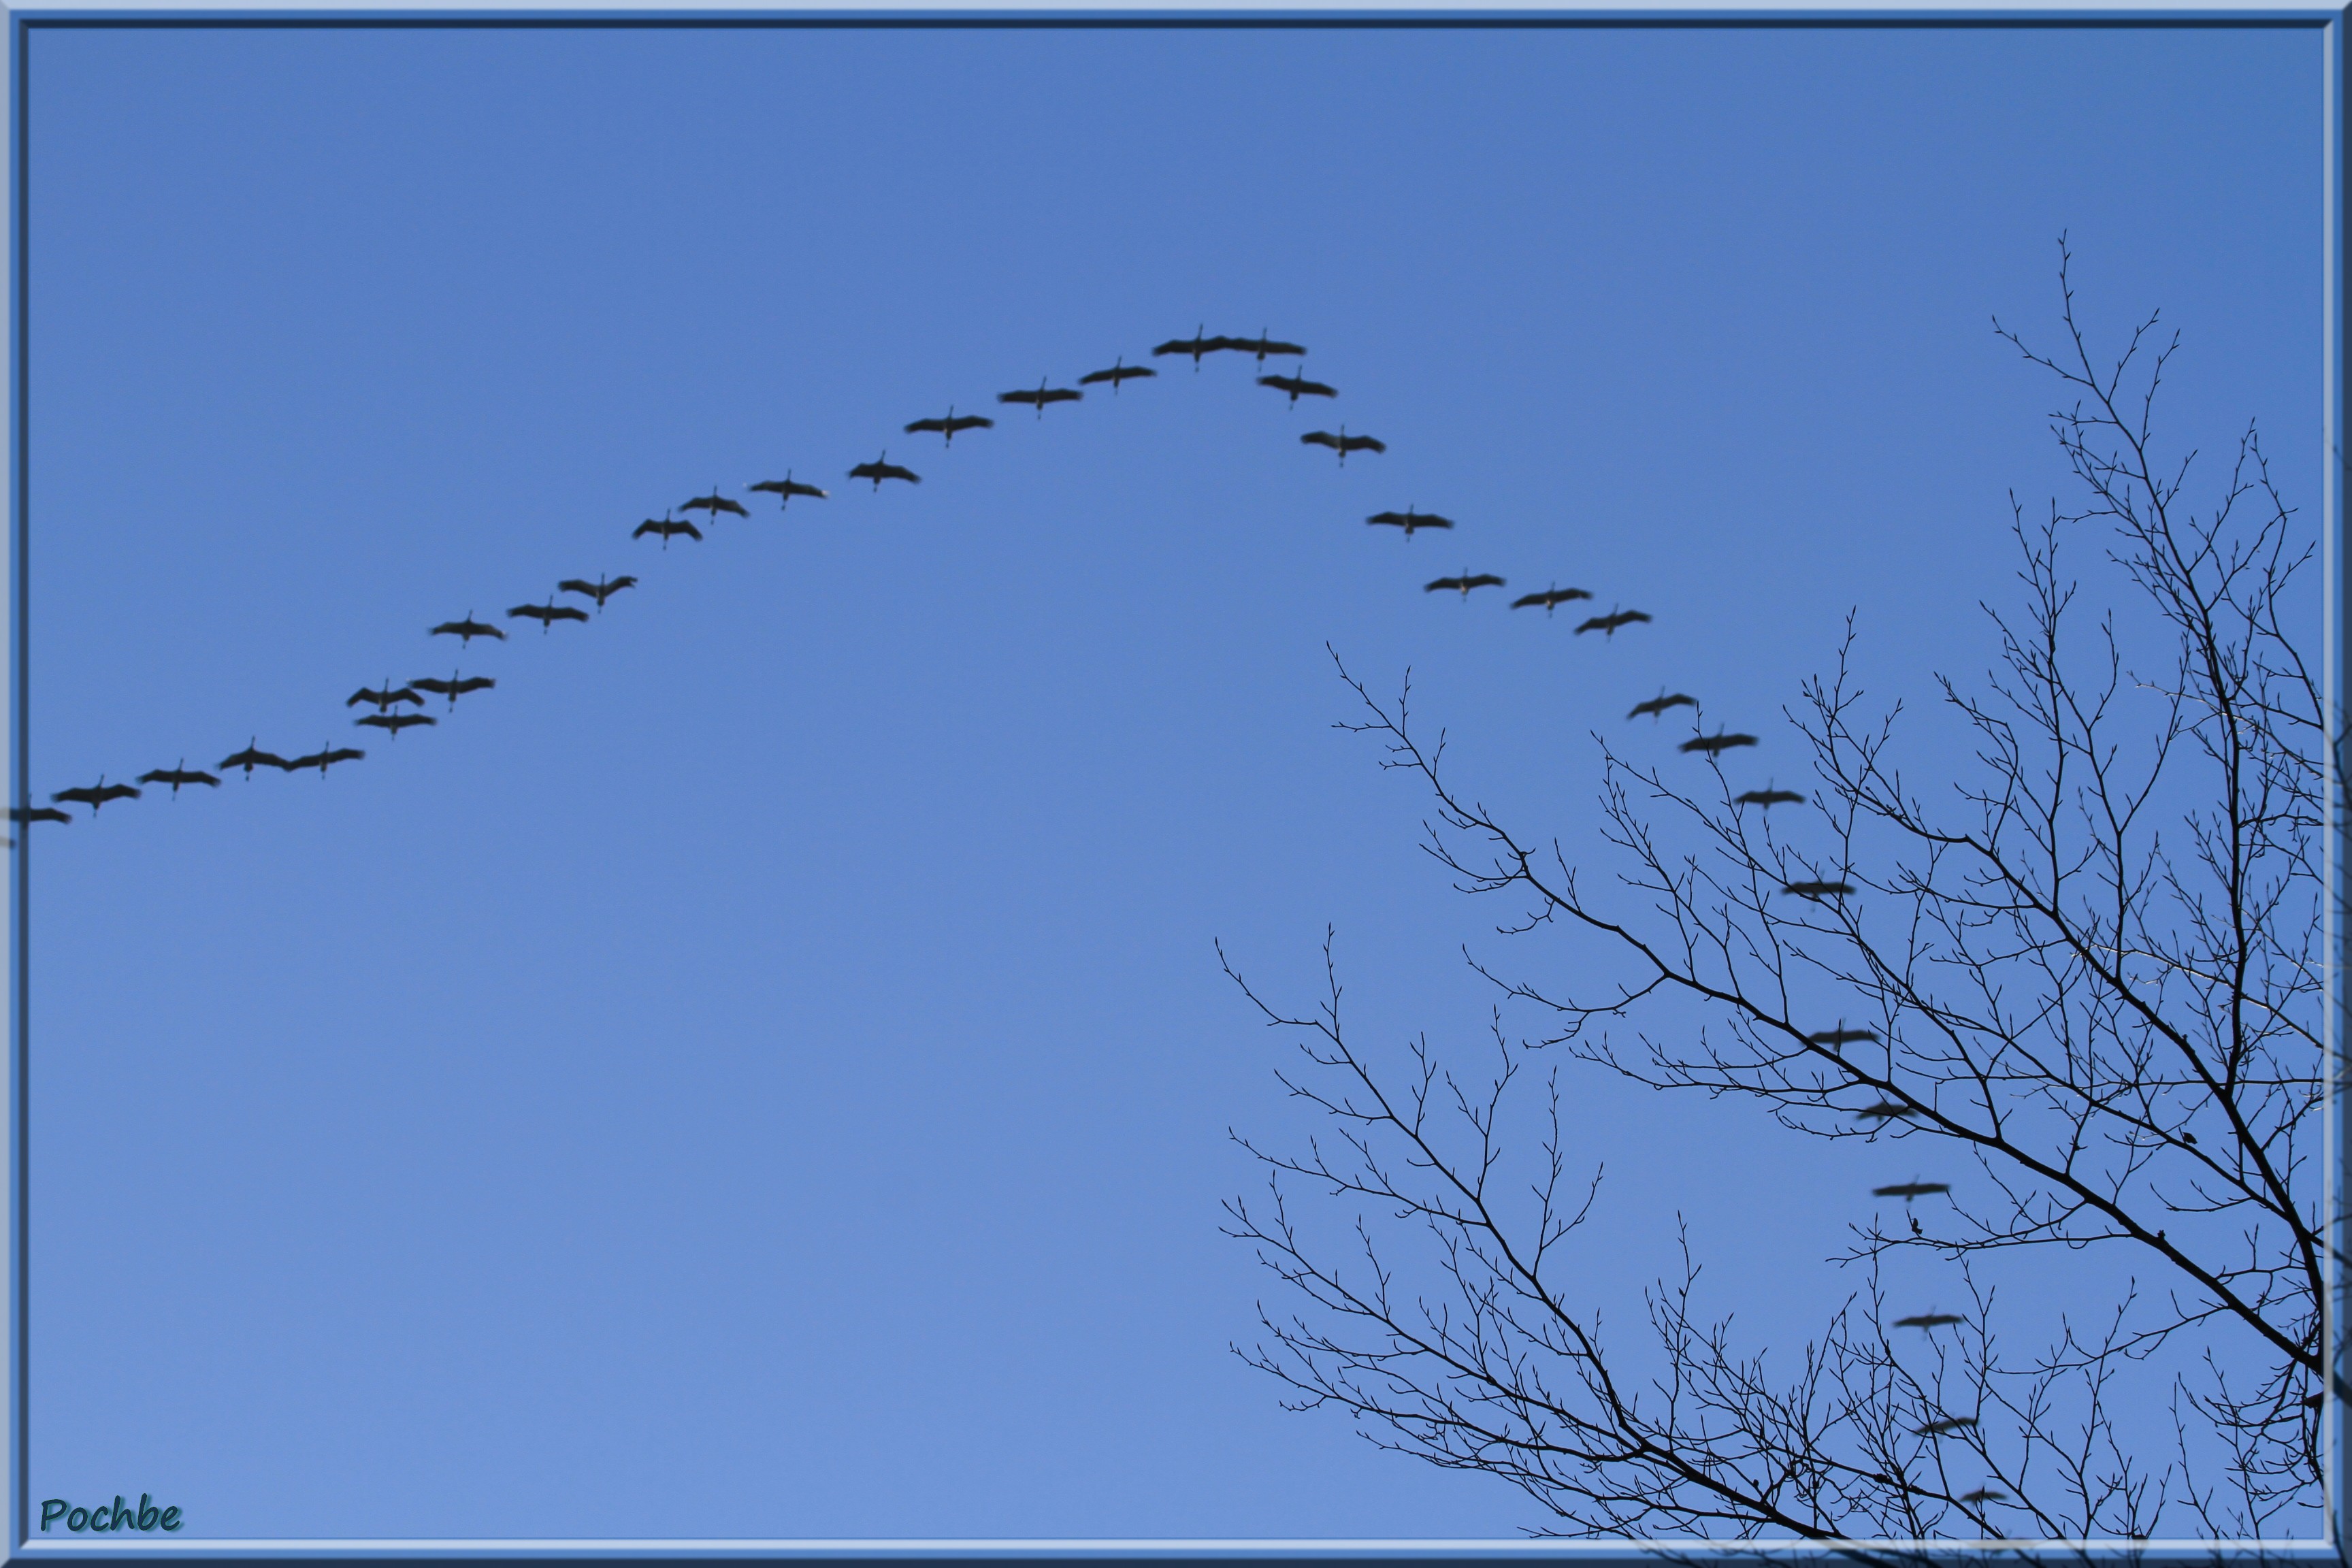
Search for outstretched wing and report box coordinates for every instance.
[1301,431,1341,449]
[1467,574,1504,589]
[1342,434,1388,453]
[1423,578,1463,593]
[552,606,589,623]
[558,579,598,597]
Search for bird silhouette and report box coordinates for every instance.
[1959,1489,2005,1505]
[749,472,829,511]
[1151,326,1233,369]
[219,739,291,779]
[997,378,1083,417]
[1680,731,1758,755]
[1856,1100,1919,1121]
[1629,691,1697,719]
[137,761,220,795]
[1425,572,1505,598]
[1258,370,1335,406]
[1231,330,1306,365]
[1301,427,1385,464]
[1369,508,1454,538]
[431,611,507,644]
[848,453,920,490]
[1873,1180,1951,1200]
[1895,1312,1967,1330]
[559,574,638,610]
[634,514,703,548]
[1916,1416,1978,1437]
[346,681,423,712]
[509,599,589,632]
[410,672,495,709]
[681,488,749,522]
[1512,585,1592,612]
[904,407,994,446]
[284,744,363,777]
[1575,607,1651,637]
[1736,784,1806,808]
[10,806,69,826]
[356,713,436,737]
[1810,1026,1880,1045]
[1784,878,1857,900]
[52,777,139,812]
[1078,357,1156,392]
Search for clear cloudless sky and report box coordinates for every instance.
[17,16,2325,1541]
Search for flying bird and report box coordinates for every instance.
[1810,1026,1880,1045]
[1078,357,1156,392]
[1301,427,1385,464]
[1513,585,1593,612]
[1784,879,1857,900]
[1575,608,1651,637]
[1230,330,1306,365]
[1425,572,1505,598]
[1873,1181,1951,1200]
[357,713,436,737]
[849,452,920,490]
[410,672,495,708]
[1151,326,1233,368]
[137,761,220,795]
[559,574,638,610]
[904,407,994,446]
[52,777,139,812]
[284,745,363,777]
[1737,784,1806,808]
[1959,1489,2005,1506]
[1369,508,1454,538]
[431,611,507,644]
[509,598,590,632]
[219,739,291,779]
[10,806,68,826]
[1857,1100,1920,1122]
[1681,731,1758,755]
[1258,371,1335,406]
[347,681,423,712]
[681,489,749,521]
[1916,1416,1978,1437]
[1895,1312,1967,1330]
[633,514,702,547]
[1628,691,1697,719]
[749,472,829,511]
[997,378,1083,416]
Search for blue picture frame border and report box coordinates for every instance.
[4,5,2339,1560]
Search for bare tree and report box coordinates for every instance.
[1223,244,2329,1542]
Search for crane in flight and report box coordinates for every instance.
[997,378,1083,417]
[1079,357,1156,393]
[1512,585,1592,612]
[357,713,436,737]
[1916,1416,1978,1437]
[904,407,994,446]
[1152,326,1232,369]
[220,739,291,779]
[1736,783,1805,808]
[347,681,423,712]
[681,488,749,523]
[1872,1180,1950,1200]
[1680,731,1758,755]
[1575,607,1650,637]
[410,672,495,708]
[1808,1025,1879,1045]
[1301,427,1384,464]
[1424,572,1506,598]
[1895,1312,1966,1330]
[1231,330,1305,365]
[1784,878,1856,900]
[634,514,702,547]
[1368,508,1454,538]
[559,574,638,610]
[1258,370,1335,406]
[137,762,220,796]
[1628,691,1697,719]
[284,744,364,777]
[52,777,140,812]
[431,611,508,644]
[749,472,828,511]
[1855,1100,1918,1121]
[849,452,920,490]
[509,598,590,632]
[11,806,68,826]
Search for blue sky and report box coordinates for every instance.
[18,16,2325,1540]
